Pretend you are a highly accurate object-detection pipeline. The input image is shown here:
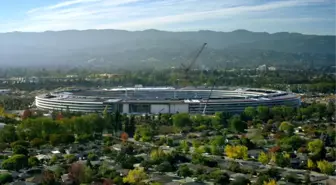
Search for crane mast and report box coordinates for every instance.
[178,43,207,87]
[202,76,223,115]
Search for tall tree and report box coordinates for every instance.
[114,111,122,133]
[128,115,136,137]
[228,115,247,133]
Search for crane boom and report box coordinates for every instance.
[184,43,207,73]
[202,76,223,115]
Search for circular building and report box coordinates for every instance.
[35,87,301,114]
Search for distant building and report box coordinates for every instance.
[0,89,11,94]
[66,74,78,78]
[256,64,267,71]
[256,64,276,72]
[268,66,277,71]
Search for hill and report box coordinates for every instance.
[0,29,334,69]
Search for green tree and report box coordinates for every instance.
[212,112,229,128]
[210,135,226,147]
[155,161,174,173]
[177,164,193,178]
[28,156,40,167]
[150,148,168,163]
[229,115,247,133]
[211,171,230,185]
[114,111,122,132]
[279,122,294,135]
[13,145,29,155]
[30,138,45,148]
[87,153,98,161]
[308,139,325,160]
[128,115,136,137]
[1,154,28,171]
[172,113,192,128]
[307,159,316,170]
[180,140,189,153]
[123,168,148,184]
[258,152,270,165]
[49,155,58,165]
[65,154,77,163]
[317,160,334,175]
[229,176,251,185]
[135,126,153,142]
[0,125,18,143]
[0,173,13,184]
[274,153,290,168]
[243,106,256,120]
[257,106,270,121]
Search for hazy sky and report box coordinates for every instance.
[1,0,335,34]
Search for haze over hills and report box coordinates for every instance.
[0,29,335,70]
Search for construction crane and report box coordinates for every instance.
[202,76,223,115]
[178,43,207,86]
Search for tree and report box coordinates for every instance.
[308,139,326,160]
[258,152,270,165]
[180,140,189,153]
[64,154,77,163]
[229,176,250,185]
[172,113,192,128]
[68,163,93,184]
[255,175,271,185]
[123,168,148,184]
[177,164,193,178]
[114,111,122,132]
[87,153,98,161]
[121,132,129,143]
[307,159,316,170]
[22,109,32,120]
[0,142,7,152]
[155,161,174,173]
[279,122,294,135]
[13,145,29,155]
[243,107,256,120]
[0,125,18,143]
[240,137,255,149]
[210,135,226,147]
[0,173,13,184]
[308,139,323,154]
[28,156,40,167]
[317,160,334,175]
[212,112,229,128]
[135,126,153,142]
[263,179,277,185]
[228,115,247,133]
[225,145,248,160]
[150,148,168,163]
[212,171,230,185]
[257,106,270,121]
[273,153,290,168]
[278,135,306,151]
[1,154,28,171]
[42,170,59,185]
[10,140,29,148]
[30,138,45,148]
[128,115,136,137]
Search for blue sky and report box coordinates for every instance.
[0,0,335,34]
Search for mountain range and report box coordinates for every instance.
[0,29,334,70]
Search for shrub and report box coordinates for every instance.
[0,173,13,184]
[30,138,45,148]
[10,140,29,148]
